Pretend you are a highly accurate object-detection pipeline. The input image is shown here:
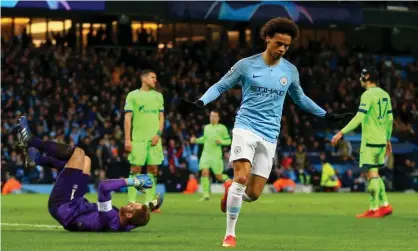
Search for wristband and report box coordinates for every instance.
[157,130,162,136]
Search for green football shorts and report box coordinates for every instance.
[199,155,224,175]
[128,140,163,166]
[359,143,386,169]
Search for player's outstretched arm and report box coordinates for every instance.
[287,70,326,118]
[98,175,153,204]
[97,175,153,230]
[288,70,353,121]
[178,61,243,115]
[331,112,366,146]
[331,91,372,145]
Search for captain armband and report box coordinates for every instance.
[97,200,112,212]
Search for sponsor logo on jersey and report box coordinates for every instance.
[138,105,159,114]
[250,86,285,99]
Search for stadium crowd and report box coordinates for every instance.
[1,33,417,192]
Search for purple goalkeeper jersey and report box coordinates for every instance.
[62,199,136,232]
[49,173,137,232]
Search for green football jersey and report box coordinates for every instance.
[124,89,164,141]
[196,124,231,159]
[342,87,393,145]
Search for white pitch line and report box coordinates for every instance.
[1,223,62,229]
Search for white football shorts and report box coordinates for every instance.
[229,128,277,179]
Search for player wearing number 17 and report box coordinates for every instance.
[332,66,394,218]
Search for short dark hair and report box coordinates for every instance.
[140,69,155,77]
[260,17,299,41]
[130,204,150,226]
[362,66,379,82]
[211,109,220,115]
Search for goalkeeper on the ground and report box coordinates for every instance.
[191,109,231,201]
[332,66,393,218]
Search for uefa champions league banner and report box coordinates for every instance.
[167,1,363,25]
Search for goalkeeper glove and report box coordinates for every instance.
[325,112,354,121]
[133,174,153,192]
[177,98,204,116]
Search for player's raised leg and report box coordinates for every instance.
[17,116,76,161]
[26,147,67,169]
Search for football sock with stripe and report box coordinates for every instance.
[225,182,245,237]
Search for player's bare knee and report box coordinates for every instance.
[130,166,141,174]
[147,165,158,176]
[83,156,91,176]
[72,147,85,159]
[65,147,85,170]
[234,176,248,185]
[201,169,210,177]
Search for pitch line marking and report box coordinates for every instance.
[1,223,62,229]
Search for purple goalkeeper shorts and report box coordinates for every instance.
[48,168,90,225]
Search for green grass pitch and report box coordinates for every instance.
[2,193,418,251]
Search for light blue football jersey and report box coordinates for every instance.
[199,53,326,143]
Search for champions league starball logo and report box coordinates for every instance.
[1,0,105,11]
[1,0,71,10]
[204,1,314,23]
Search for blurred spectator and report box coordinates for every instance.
[352,172,367,192]
[341,169,355,190]
[1,172,22,195]
[294,144,310,184]
[337,136,353,161]
[320,153,340,192]
[183,174,199,194]
[395,158,417,191]
[273,170,296,193]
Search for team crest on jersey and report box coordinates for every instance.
[234,146,242,154]
[279,76,288,86]
[226,66,235,76]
